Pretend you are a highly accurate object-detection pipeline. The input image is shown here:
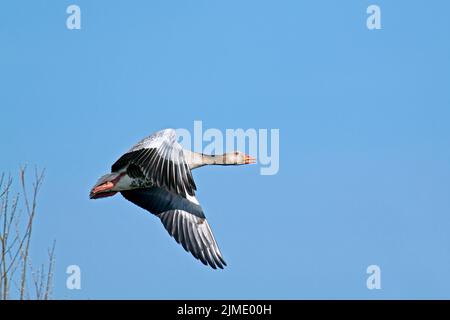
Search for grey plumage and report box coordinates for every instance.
[90,129,256,269]
[111,129,196,198]
[121,187,226,269]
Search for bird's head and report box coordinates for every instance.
[224,151,256,165]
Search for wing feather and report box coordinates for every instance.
[111,129,196,198]
[158,210,225,269]
[120,187,226,269]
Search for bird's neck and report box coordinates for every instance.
[201,154,228,165]
[187,151,231,169]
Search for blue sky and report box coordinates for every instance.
[1,0,450,299]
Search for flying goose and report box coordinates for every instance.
[89,129,255,269]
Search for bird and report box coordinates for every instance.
[89,128,256,269]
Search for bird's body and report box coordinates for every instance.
[90,129,255,269]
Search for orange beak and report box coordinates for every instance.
[244,155,257,164]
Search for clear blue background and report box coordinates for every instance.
[1,0,449,299]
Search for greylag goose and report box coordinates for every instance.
[90,129,255,269]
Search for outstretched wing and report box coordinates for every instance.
[121,187,227,269]
[159,210,227,269]
[112,129,196,198]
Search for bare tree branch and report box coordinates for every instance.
[0,167,55,300]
